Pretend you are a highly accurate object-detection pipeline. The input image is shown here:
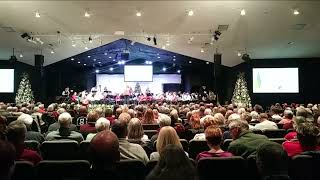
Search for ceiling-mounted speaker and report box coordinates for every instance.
[35,54,44,67]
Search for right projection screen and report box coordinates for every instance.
[252,68,299,93]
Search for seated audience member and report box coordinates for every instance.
[0,140,16,180]
[279,109,294,129]
[150,126,188,160]
[256,142,290,180]
[296,107,308,118]
[47,115,77,132]
[193,115,222,140]
[147,114,171,150]
[86,117,110,141]
[127,109,135,119]
[241,112,255,130]
[143,109,157,124]
[250,111,260,123]
[228,120,269,158]
[254,113,278,130]
[118,112,131,124]
[146,144,198,180]
[18,113,44,143]
[254,104,264,114]
[80,111,100,133]
[46,112,84,143]
[0,116,6,140]
[222,113,241,140]
[153,109,159,123]
[105,108,115,125]
[95,107,105,118]
[111,120,149,164]
[6,120,42,165]
[127,118,149,144]
[196,125,233,161]
[282,122,320,157]
[284,116,306,141]
[189,112,203,134]
[89,130,120,179]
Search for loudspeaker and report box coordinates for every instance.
[35,55,44,67]
[214,53,222,77]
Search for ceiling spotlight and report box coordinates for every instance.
[136,11,142,17]
[84,64,87,66]
[50,50,55,54]
[71,58,74,61]
[109,56,112,59]
[84,46,88,50]
[93,58,96,61]
[19,54,23,58]
[98,61,101,64]
[157,56,160,59]
[162,67,167,72]
[72,43,76,47]
[237,52,242,56]
[87,55,91,58]
[113,59,116,61]
[177,70,181,73]
[293,9,300,15]
[84,11,91,18]
[200,48,204,53]
[206,62,210,64]
[162,46,166,49]
[35,11,40,18]
[109,67,113,71]
[78,61,81,64]
[189,61,192,64]
[187,10,194,16]
[240,9,246,16]
[173,56,176,58]
[173,58,176,61]
[95,69,100,73]
[89,37,93,43]
[166,43,170,46]
[104,52,108,55]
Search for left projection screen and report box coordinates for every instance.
[0,69,14,93]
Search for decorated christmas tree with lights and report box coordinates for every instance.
[15,73,34,104]
[231,72,252,108]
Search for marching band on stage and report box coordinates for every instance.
[59,85,216,104]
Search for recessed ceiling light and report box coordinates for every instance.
[177,70,181,73]
[84,11,91,18]
[113,59,116,61]
[35,11,40,18]
[293,9,300,15]
[162,46,166,49]
[72,44,76,47]
[136,11,142,17]
[19,54,23,58]
[104,52,108,55]
[173,58,176,61]
[237,52,242,56]
[240,9,246,16]
[95,69,100,73]
[200,48,204,53]
[109,56,112,59]
[109,67,113,71]
[84,64,86,66]
[162,67,166,71]
[78,61,81,64]
[85,46,88,50]
[173,56,176,58]
[87,55,91,58]
[206,62,209,64]
[51,50,55,54]
[166,43,170,46]
[187,10,194,16]
[71,58,74,61]
[189,61,192,64]
[98,62,101,64]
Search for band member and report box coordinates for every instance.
[123,85,132,104]
[62,87,70,96]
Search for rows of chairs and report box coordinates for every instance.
[25,137,286,160]
[12,154,320,180]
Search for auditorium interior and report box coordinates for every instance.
[0,1,320,180]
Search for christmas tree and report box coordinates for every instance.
[15,73,34,104]
[134,82,141,94]
[231,72,252,108]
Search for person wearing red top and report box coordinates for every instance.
[283,116,305,141]
[6,120,42,165]
[282,122,320,157]
[196,125,233,161]
[80,111,99,133]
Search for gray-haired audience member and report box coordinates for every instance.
[46,112,84,143]
[228,120,269,158]
[18,113,44,143]
[256,142,291,180]
[86,117,110,141]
